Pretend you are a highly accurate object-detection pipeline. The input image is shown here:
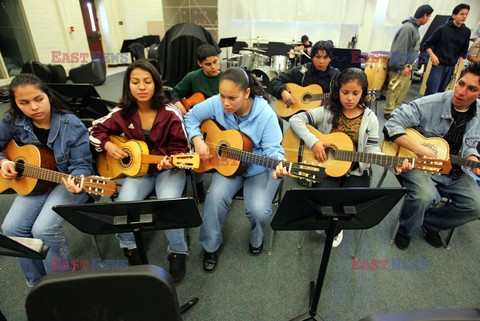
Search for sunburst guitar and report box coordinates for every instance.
[0,140,117,196]
[96,135,200,179]
[194,119,324,182]
[274,83,330,118]
[282,125,451,177]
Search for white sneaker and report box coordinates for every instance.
[332,230,343,248]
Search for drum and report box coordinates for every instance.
[271,55,290,72]
[238,52,254,70]
[364,53,389,91]
[252,53,270,69]
[251,67,279,90]
[226,55,240,68]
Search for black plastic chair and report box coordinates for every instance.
[25,265,198,321]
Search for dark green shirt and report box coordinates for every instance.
[171,68,222,102]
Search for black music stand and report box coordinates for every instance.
[52,198,202,264]
[219,37,237,62]
[0,233,49,259]
[271,187,406,321]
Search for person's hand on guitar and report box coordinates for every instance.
[105,141,128,160]
[312,140,332,162]
[273,160,289,179]
[61,175,82,194]
[281,90,296,106]
[467,155,480,176]
[192,136,212,161]
[174,101,187,115]
[394,158,413,175]
[416,145,437,159]
[0,160,17,180]
[157,156,174,171]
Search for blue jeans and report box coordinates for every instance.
[115,169,188,254]
[2,185,89,286]
[425,65,454,96]
[200,170,281,252]
[398,170,480,237]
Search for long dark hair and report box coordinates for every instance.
[118,59,166,118]
[220,67,270,103]
[7,73,70,123]
[327,68,368,128]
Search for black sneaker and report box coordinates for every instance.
[203,250,218,272]
[249,242,263,255]
[123,248,142,265]
[384,113,391,120]
[196,182,206,203]
[167,253,186,284]
[421,225,443,248]
[394,231,410,250]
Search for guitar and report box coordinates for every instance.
[0,140,117,196]
[194,119,324,182]
[274,83,330,118]
[180,92,205,112]
[96,135,200,178]
[383,128,480,172]
[282,125,451,177]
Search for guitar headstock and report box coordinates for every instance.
[365,89,377,103]
[289,162,325,183]
[414,157,452,175]
[172,154,200,169]
[83,176,118,196]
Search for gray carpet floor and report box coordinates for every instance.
[0,71,479,321]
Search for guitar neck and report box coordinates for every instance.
[310,93,330,101]
[221,147,289,170]
[449,155,480,169]
[141,154,168,164]
[21,163,84,187]
[335,150,408,167]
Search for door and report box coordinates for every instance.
[79,0,104,57]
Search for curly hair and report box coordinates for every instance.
[327,68,369,128]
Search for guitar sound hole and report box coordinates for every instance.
[14,159,24,178]
[120,156,131,167]
[325,148,336,160]
[303,94,312,103]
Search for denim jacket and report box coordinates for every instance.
[384,91,480,177]
[0,111,92,177]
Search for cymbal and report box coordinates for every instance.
[287,51,302,56]
[242,47,267,53]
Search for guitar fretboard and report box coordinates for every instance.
[310,93,330,101]
[19,163,83,187]
[220,146,288,170]
[450,155,480,169]
[334,150,410,167]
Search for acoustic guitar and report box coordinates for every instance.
[0,140,117,196]
[96,135,200,178]
[194,119,324,183]
[180,92,205,112]
[383,127,479,172]
[282,125,451,177]
[274,83,330,118]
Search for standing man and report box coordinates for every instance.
[170,44,222,202]
[171,44,222,115]
[270,40,340,111]
[384,62,480,250]
[423,3,471,96]
[384,5,434,119]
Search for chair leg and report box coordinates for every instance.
[267,229,275,256]
[445,228,455,250]
[297,231,303,249]
[352,230,364,258]
[91,235,105,267]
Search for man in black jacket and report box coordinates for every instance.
[269,40,340,111]
[423,3,471,95]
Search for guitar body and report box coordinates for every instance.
[274,83,325,118]
[282,125,354,177]
[382,128,450,160]
[96,136,150,178]
[0,140,55,195]
[180,92,206,112]
[194,119,251,176]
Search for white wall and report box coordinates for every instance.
[21,0,90,71]
[219,0,480,53]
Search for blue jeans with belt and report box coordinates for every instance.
[115,169,187,254]
[199,169,281,253]
[398,169,480,237]
[2,185,89,286]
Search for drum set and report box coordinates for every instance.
[226,47,291,89]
